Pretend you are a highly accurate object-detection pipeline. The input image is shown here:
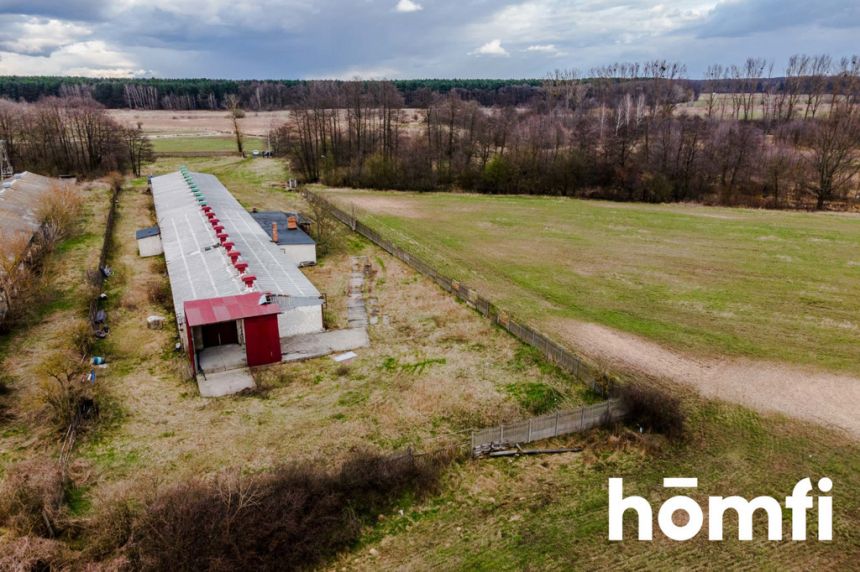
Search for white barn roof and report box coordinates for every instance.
[150,170,321,325]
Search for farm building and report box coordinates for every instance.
[150,168,323,375]
[0,172,71,240]
[250,211,317,266]
[0,172,74,322]
[135,225,163,257]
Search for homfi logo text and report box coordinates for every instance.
[608,477,832,541]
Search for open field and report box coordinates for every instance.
[321,189,860,436]
[0,157,858,567]
[109,109,291,137]
[148,135,266,154]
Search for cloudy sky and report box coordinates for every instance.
[0,0,858,79]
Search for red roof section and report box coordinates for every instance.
[184,293,281,327]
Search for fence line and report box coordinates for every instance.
[303,189,617,398]
[470,399,625,452]
[88,183,121,330]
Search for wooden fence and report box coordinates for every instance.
[470,399,624,453]
[303,189,617,398]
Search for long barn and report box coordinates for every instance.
[150,168,323,375]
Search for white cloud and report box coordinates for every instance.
[525,43,561,54]
[395,0,423,13]
[468,0,717,46]
[472,39,509,56]
[0,40,148,77]
[0,18,92,56]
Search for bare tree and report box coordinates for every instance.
[226,94,245,155]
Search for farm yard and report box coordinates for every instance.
[1,106,859,568]
[0,153,856,567]
[321,189,860,437]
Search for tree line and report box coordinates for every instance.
[271,56,860,209]
[0,77,543,110]
[0,97,153,178]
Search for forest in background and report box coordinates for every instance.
[1,55,858,209]
[270,56,860,210]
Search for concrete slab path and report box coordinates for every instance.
[281,328,369,362]
[197,367,256,397]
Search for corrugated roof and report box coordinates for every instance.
[250,211,316,246]
[135,225,160,240]
[0,172,72,240]
[150,170,322,327]
[185,293,281,327]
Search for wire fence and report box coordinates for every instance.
[88,183,121,330]
[303,189,618,398]
[470,399,624,453]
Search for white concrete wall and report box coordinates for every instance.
[277,304,323,337]
[138,235,163,257]
[281,244,316,266]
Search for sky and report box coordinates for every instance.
[0,0,858,79]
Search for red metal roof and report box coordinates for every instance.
[184,293,281,327]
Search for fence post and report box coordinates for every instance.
[527,418,532,443]
[580,407,585,430]
[554,411,560,438]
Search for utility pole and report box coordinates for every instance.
[0,140,13,180]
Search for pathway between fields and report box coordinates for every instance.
[552,320,860,439]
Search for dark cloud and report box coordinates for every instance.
[0,0,107,21]
[0,0,859,78]
[692,0,860,38]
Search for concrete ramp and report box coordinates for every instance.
[197,368,256,397]
[281,328,369,362]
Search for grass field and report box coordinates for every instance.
[2,157,859,568]
[148,135,266,153]
[322,189,860,378]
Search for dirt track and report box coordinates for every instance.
[553,319,860,438]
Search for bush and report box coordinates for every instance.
[0,536,69,570]
[0,458,65,537]
[505,382,564,415]
[37,183,84,244]
[618,383,685,440]
[118,449,455,571]
[68,318,95,359]
[37,350,98,432]
[146,280,172,309]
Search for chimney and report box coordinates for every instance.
[287,215,298,230]
[271,221,279,243]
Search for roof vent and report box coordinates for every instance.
[242,275,256,287]
[287,215,298,230]
[235,261,248,272]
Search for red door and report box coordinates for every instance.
[244,315,282,366]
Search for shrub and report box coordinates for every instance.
[505,382,564,415]
[121,449,455,571]
[0,458,65,538]
[68,318,95,359]
[0,536,69,570]
[618,383,685,440]
[37,183,84,244]
[146,280,172,309]
[37,350,97,432]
